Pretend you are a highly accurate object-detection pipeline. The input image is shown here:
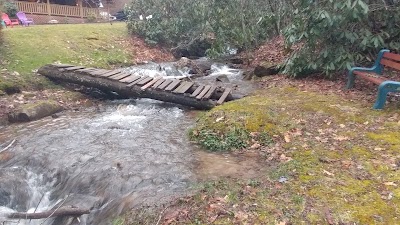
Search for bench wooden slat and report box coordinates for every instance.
[217,88,232,105]
[381,58,400,71]
[353,71,387,85]
[383,52,400,62]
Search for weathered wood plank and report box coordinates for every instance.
[152,78,166,89]
[127,76,148,86]
[173,81,194,94]
[141,77,162,90]
[196,85,211,100]
[165,80,181,91]
[90,69,111,76]
[99,70,121,77]
[76,67,96,72]
[64,66,86,71]
[120,75,141,83]
[203,85,217,100]
[157,79,173,90]
[109,72,131,80]
[137,77,154,86]
[217,88,232,105]
[190,85,204,97]
[52,64,74,68]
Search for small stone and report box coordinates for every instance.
[216,75,229,82]
[278,176,288,183]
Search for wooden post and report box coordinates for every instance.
[78,0,83,19]
[46,0,51,16]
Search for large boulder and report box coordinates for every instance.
[254,63,281,77]
[8,100,63,123]
[171,37,212,58]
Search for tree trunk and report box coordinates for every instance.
[38,65,241,110]
[7,206,90,220]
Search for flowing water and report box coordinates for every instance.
[0,63,260,225]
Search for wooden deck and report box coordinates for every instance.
[39,64,235,109]
[16,1,100,19]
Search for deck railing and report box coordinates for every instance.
[15,1,100,18]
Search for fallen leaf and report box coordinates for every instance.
[384,182,397,186]
[250,143,261,149]
[333,136,349,141]
[339,124,346,128]
[216,116,225,122]
[323,170,335,176]
[284,133,291,143]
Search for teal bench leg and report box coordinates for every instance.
[373,81,400,109]
[346,71,356,89]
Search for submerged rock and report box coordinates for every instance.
[8,100,63,123]
[216,75,230,83]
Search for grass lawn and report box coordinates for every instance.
[0,22,133,91]
[119,77,400,224]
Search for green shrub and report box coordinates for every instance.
[190,128,273,152]
[4,1,17,17]
[283,0,400,77]
[125,0,278,56]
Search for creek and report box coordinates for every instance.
[0,62,262,225]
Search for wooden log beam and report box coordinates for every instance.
[38,65,237,110]
[7,206,90,220]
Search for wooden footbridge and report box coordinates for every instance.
[38,64,239,110]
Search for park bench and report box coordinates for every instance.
[347,49,400,109]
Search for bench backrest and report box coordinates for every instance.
[381,52,400,71]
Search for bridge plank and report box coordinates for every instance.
[127,76,148,86]
[202,85,217,100]
[52,64,74,68]
[90,69,111,76]
[217,88,232,105]
[165,80,181,91]
[120,75,141,83]
[190,85,204,97]
[109,72,131,80]
[137,77,154,86]
[99,70,121,77]
[76,68,95,72]
[64,66,86,71]
[141,77,162,90]
[173,81,194,94]
[152,78,166,89]
[157,79,173,90]
[196,85,211,100]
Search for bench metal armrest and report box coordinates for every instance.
[349,49,390,76]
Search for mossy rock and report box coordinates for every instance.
[8,100,63,123]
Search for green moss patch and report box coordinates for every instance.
[119,85,400,224]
